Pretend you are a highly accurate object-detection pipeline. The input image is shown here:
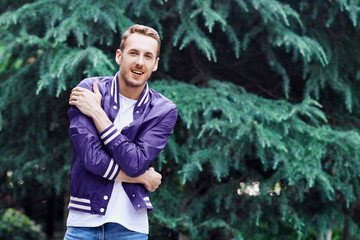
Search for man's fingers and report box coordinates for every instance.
[71,87,91,95]
[93,81,100,95]
[69,91,82,101]
[69,94,79,101]
[149,185,159,192]
[71,89,82,95]
[72,87,84,92]
[69,87,91,103]
[69,94,80,104]
[69,99,77,105]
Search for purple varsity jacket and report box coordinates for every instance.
[67,72,178,215]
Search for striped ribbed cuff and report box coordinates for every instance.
[102,158,120,181]
[100,124,120,146]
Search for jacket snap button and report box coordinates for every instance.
[137,204,141,208]
[103,195,108,200]
[100,208,105,213]
[132,194,136,198]
[136,110,140,114]
[113,105,117,109]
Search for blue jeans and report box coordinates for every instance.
[64,222,148,240]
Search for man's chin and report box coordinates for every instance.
[124,79,145,88]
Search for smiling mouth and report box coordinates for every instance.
[131,70,144,75]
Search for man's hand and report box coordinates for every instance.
[116,167,162,192]
[69,81,112,133]
[141,167,162,192]
[69,81,102,118]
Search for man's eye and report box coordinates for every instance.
[129,52,137,55]
[145,55,152,59]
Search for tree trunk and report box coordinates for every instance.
[342,217,350,240]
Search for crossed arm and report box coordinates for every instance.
[69,81,162,192]
[115,167,161,192]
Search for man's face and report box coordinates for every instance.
[116,33,159,89]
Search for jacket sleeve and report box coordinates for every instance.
[68,106,121,181]
[99,105,178,178]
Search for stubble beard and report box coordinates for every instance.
[120,70,147,88]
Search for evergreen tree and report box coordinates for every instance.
[1,0,360,239]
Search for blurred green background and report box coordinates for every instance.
[1,0,360,239]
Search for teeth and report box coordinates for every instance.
[132,70,143,75]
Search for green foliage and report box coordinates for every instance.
[151,79,360,239]
[0,208,45,240]
[1,0,360,239]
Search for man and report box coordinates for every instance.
[64,24,178,239]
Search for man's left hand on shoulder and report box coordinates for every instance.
[69,81,102,118]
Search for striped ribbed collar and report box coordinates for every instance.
[110,72,150,109]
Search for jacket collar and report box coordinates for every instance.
[110,72,150,109]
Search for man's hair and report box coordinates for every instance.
[120,24,161,58]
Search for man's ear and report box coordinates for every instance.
[152,57,160,72]
[115,49,122,65]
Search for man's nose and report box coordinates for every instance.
[135,55,144,66]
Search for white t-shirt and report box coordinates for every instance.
[67,94,149,234]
